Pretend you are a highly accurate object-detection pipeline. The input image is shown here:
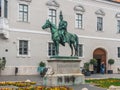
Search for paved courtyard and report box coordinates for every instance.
[0,74,120,90]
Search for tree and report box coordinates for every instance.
[84,62,90,72]
[89,58,97,73]
[90,58,97,66]
[83,62,91,76]
[0,57,6,76]
[108,59,115,70]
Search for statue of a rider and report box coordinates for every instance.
[58,11,68,46]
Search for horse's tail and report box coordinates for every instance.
[75,34,79,47]
[74,34,79,56]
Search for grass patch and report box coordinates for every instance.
[85,78,120,88]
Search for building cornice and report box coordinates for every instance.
[9,28,120,42]
[94,0,120,7]
[67,0,120,12]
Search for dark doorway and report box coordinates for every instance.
[93,48,106,73]
[96,59,101,73]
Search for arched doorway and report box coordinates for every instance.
[93,48,106,73]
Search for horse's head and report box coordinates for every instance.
[42,19,51,29]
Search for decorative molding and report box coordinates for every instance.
[9,28,120,42]
[78,35,120,42]
[18,0,32,2]
[74,5,85,12]
[46,0,60,7]
[95,9,105,16]
[10,28,50,35]
[116,13,120,18]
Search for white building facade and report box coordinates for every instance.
[0,0,120,75]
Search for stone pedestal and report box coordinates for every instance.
[43,56,85,86]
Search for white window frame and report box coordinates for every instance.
[0,0,8,17]
[77,44,83,57]
[4,0,8,18]
[118,47,120,58]
[17,1,30,22]
[17,38,30,57]
[48,9,57,25]
[97,17,103,31]
[75,13,83,29]
[117,20,120,33]
[19,4,28,22]
[48,42,56,56]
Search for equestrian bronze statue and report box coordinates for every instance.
[42,11,79,56]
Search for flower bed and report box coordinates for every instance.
[0,81,73,90]
[0,81,36,87]
[85,78,120,88]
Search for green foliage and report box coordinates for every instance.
[0,57,6,70]
[85,78,120,89]
[108,59,115,65]
[0,57,6,76]
[84,62,90,71]
[90,58,97,65]
[39,61,46,67]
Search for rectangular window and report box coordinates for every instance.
[97,17,103,31]
[48,9,56,25]
[4,0,8,18]
[75,13,82,29]
[118,47,120,58]
[19,40,28,55]
[48,42,56,56]
[77,44,83,57]
[117,20,120,33]
[19,4,28,22]
[0,0,1,17]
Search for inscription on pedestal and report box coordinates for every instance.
[47,59,81,74]
[57,63,79,74]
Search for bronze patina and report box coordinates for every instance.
[42,11,79,56]
[58,11,67,46]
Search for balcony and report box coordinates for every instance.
[0,17,9,39]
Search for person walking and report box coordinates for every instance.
[100,62,105,74]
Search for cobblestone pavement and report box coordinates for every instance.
[0,74,120,90]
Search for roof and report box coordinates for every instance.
[106,0,120,3]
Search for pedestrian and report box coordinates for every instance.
[100,62,105,74]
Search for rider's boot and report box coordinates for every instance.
[63,35,66,43]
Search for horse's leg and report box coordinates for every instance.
[73,43,78,56]
[55,42,59,56]
[69,43,73,56]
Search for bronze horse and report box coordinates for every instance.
[42,20,79,56]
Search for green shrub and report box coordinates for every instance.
[84,62,90,71]
[39,61,46,67]
[108,59,115,70]
[90,58,97,66]
[108,59,115,65]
